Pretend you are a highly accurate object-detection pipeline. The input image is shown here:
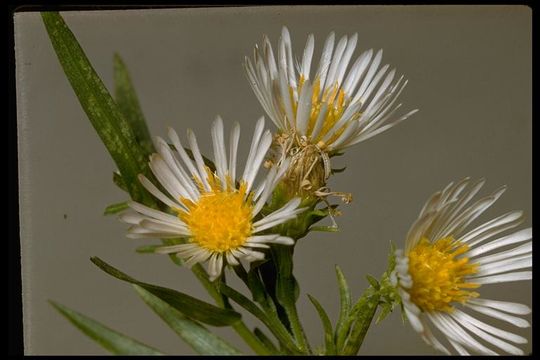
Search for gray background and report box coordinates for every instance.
[16,6,532,355]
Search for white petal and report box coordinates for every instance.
[323,35,348,94]
[126,232,183,239]
[429,312,497,355]
[181,250,207,269]
[139,219,189,236]
[167,127,202,181]
[228,122,240,183]
[468,298,531,315]
[352,49,383,104]
[253,198,304,232]
[471,271,532,284]
[225,251,239,266]
[277,70,296,127]
[459,211,524,247]
[242,117,266,185]
[156,139,199,201]
[432,185,506,240]
[155,243,198,254]
[449,311,524,355]
[472,254,531,277]
[404,307,423,333]
[309,103,328,141]
[421,321,451,355]
[335,33,358,86]
[211,116,228,188]
[315,32,335,93]
[464,303,530,328]
[295,79,312,135]
[148,154,186,201]
[300,34,314,79]
[448,339,469,355]
[472,242,531,265]
[467,227,531,257]
[342,49,373,96]
[119,212,145,225]
[244,131,273,193]
[453,308,528,343]
[187,129,211,191]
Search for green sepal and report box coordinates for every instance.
[103,201,129,215]
[365,274,380,290]
[331,166,347,174]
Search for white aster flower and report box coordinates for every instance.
[393,177,532,355]
[120,117,305,281]
[244,26,418,153]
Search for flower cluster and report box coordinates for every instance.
[117,27,530,355]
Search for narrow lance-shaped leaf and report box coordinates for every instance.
[340,288,381,355]
[133,285,242,355]
[254,327,280,354]
[219,283,302,355]
[334,265,351,350]
[307,294,336,355]
[41,12,154,206]
[113,53,155,156]
[49,300,163,355]
[91,257,241,327]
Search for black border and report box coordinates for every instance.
[8,1,535,357]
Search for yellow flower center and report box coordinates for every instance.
[407,237,480,313]
[176,173,254,253]
[290,77,359,149]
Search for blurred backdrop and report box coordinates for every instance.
[16,5,531,355]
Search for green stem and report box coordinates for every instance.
[190,265,270,355]
[281,298,310,353]
[231,321,272,355]
[220,284,303,355]
[272,245,311,354]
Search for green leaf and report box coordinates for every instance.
[365,274,380,290]
[91,257,241,327]
[307,294,336,355]
[113,53,155,156]
[219,283,301,355]
[247,265,268,305]
[334,265,351,351]
[103,201,129,215]
[41,12,155,206]
[182,147,216,173]
[133,285,242,355]
[340,288,381,355]
[49,300,163,355]
[254,327,279,354]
